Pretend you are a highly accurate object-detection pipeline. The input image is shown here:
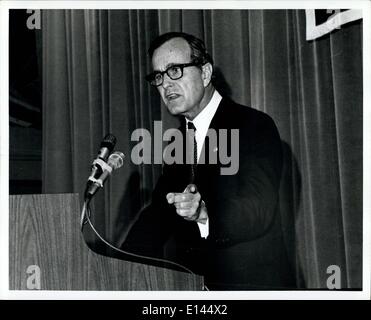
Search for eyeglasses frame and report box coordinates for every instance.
[145,60,204,87]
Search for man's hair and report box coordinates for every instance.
[148,32,214,66]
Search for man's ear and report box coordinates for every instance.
[201,62,213,87]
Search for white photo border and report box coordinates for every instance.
[0,0,370,300]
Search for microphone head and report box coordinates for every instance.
[100,134,117,152]
[107,151,125,170]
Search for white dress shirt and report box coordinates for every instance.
[185,89,222,238]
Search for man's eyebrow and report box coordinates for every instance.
[153,62,179,73]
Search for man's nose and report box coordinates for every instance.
[161,73,174,88]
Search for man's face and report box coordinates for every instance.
[151,38,209,120]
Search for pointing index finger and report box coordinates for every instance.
[173,193,194,203]
[166,193,174,204]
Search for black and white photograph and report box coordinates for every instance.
[1,0,370,301]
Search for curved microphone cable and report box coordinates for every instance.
[81,200,199,276]
[80,150,209,288]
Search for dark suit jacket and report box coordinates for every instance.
[122,97,296,290]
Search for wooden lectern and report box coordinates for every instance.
[9,193,203,290]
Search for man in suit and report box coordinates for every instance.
[122,32,296,290]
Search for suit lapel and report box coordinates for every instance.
[195,98,231,188]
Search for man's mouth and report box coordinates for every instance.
[166,93,180,101]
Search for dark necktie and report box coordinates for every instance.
[187,121,197,183]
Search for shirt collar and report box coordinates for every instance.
[185,89,222,133]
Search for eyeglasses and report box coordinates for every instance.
[145,61,201,87]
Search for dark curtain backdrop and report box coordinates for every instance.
[41,10,363,289]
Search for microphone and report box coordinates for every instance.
[88,134,117,182]
[85,151,125,200]
[98,133,117,160]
